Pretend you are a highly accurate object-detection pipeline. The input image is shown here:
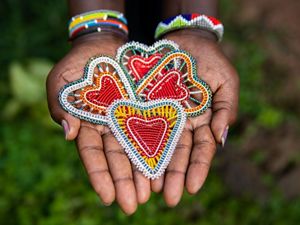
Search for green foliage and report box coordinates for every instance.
[256,106,284,129]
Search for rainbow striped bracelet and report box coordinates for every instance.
[68,10,128,40]
[155,13,224,42]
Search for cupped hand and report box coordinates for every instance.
[151,30,239,206]
[46,33,150,214]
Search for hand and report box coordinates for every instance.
[152,30,239,206]
[46,33,149,215]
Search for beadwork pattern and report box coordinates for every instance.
[68,10,128,40]
[137,50,212,117]
[116,40,179,86]
[69,10,127,30]
[107,99,186,179]
[59,56,137,125]
[155,14,224,41]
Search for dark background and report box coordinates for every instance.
[1,0,300,224]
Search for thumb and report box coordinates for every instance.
[48,97,81,141]
[59,112,81,141]
[211,77,239,147]
[46,70,81,141]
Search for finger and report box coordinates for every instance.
[132,165,151,204]
[102,129,137,215]
[211,70,239,146]
[46,69,80,140]
[76,122,115,205]
[163,128,193,207]
[186,124,216,194]
[151,175,164,193]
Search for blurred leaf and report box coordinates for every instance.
[9,59,52,104]
[256,106,284,128]
[2,99,21,119]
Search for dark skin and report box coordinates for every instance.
[47,0,239,215]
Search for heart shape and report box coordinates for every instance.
[137,50,212,117]
[116,40,179,85]
[108,99,186,179]
[141,69,189,101]
[59,56,137,125]
[127,54,163,81]
[84,75,123,108]
[127,116,168,158]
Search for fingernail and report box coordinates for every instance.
[102,201,112,206]
[61,120,69,140]
[221,126,229,148]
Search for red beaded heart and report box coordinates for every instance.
[84,75,123,108]
[59,56,137,124]
[137,51,212,117]
[126,116,169,158]
[127,53,163,82]
[142,69,189,102]
[107,99,186,179]
[116,40,179,85]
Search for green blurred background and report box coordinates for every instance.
[1,0,300,224]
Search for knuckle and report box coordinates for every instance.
[105,148,126,156]
[102,130,115,138]
[195,139,216,150]
[175,143,190,152]
[190,160,211,168]
[88,169,109,176]
[213,100,233,113]
[80,145,103,153]
[113,176,133,184]
[166,169,185,176]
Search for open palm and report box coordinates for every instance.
[153,30,239,206]
[46,33,145,215]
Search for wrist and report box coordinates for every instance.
[71,31,126,48]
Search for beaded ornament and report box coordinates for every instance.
[59,56,137,125]
[107,99,186,179]
[58,40,213,178]
[116,40,179,86]
[136,50,212,117]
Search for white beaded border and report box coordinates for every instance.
[116,39,180,83]
[107,99,187,180]
[116,39,179,61]
[59,56,137,125]
[155,15,224,41]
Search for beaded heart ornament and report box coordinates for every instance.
[58,40,213,179]
[136,50,212,117]
[59,56,137,124]
[116,40,179,85]
[107,99,186,179]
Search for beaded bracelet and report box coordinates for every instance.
[155,13,224,42]
[69,26,128,41]
[68,10,128,40]
[69,10,127,30]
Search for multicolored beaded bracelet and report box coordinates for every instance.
[69,10,127,30]
[68,10,128,40]
[69,20,128,40]
[155,13,224,42]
